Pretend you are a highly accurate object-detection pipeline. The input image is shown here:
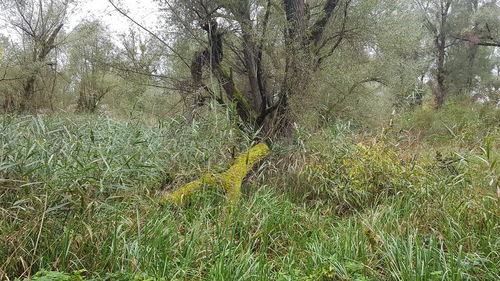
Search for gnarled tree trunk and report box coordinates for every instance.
[189,0,344,139]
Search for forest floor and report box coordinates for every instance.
[0,104,499,281]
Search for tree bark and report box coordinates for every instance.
[229,0,265,113]
[20,76,36,111]
[263,0,343,137]
[191,20,255,124]
[435,36,446,109]
[464,0,479,94]
[433,0,451,110]
[20,23,64,111]
[284,0,307,43]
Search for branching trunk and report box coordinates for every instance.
[270,0,340,138]
[20,23,64,111]
[191,20,256,124]
[189,0,345,139]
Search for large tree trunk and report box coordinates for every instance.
[240,15,263,112]
[270,0,313,138]
[191,20,255,124]
[283,0,307,43]
[262,0,341,138]
[258,0,308,138]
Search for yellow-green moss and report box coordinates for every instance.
[162,143,270,204]
[217,65,256,121]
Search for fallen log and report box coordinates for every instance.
[162,143,269,204]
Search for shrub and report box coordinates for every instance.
[294,133,429,213]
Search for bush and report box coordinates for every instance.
[397,103,500,146]
[290,131,429,213]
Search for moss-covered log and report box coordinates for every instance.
[162,143,270,204]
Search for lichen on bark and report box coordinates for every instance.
[161,143,270,204]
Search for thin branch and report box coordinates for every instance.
[451,35,500,47]
[106,63,182,82]
[0,76,24,82]
[107,0,190,68]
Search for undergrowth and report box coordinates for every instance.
[0,104,499,280]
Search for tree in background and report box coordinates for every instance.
[112,29,172,117]
[0,0,497,120]
[309,0,428,125]
[451,0,500,105]
[0,0,73,111]
[416,0,500,109]
[0,35,21,110]
[415,0,455,109]
[67,21,117,112]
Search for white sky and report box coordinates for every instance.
[70,0,161,35]
[0,0,162,40]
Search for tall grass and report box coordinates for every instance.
[0,105,499,280]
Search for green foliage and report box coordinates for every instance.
[92,272,166,281]
[342,140,425,192]
[2,0,500,279]
[397,102,500,145]
[287,129,430,213]
[67,20,117,112]
[25,270,167,281]
[28,269,86,281]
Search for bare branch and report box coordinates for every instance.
[108,0,191,68]
[452,35,500,47]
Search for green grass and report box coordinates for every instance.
[0,106,498,280]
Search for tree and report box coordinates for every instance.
[67,21,117,112]
[311,0,428,124]
[0,0,72,111]
[155,0,353,139]
[416,0,455,109]
[454,0,500,47]
[416,0,500,109]
[0,35,20,110]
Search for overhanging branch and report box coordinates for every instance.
[108,0,191,68]
[452,35,500,47]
